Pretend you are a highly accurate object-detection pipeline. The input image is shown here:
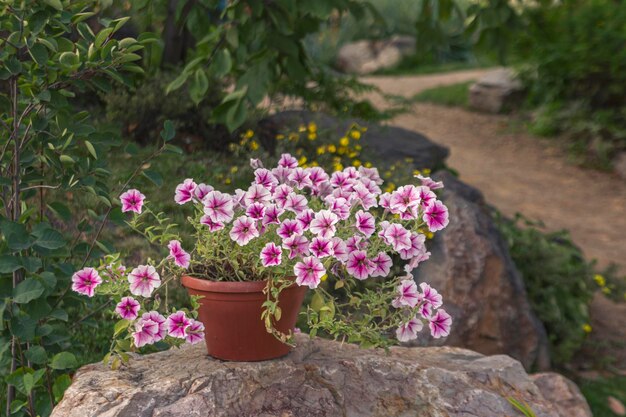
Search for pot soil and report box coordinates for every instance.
[181,275,306,361]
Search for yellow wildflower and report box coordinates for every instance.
[384,183,396,192]
[413,169,421,176]
[244,129,254,139]
[230,166,239,173]
[298,125,306,133]
[355,144,362,151]
[320,274,328,282]
[364,162,373,168]
[308,132,317,141]
[327,144,337,153]
[339,137,349,147]
[602,287,611,295]
[583,324,592,333]
[298,156,307,165]
[352,159,362,167]
[350,130,361,140]
[249,140,260,151]
[384,171,392,178]
[594,274,606,287]
[348,152,358,158]
[426,231,434,239]
[337,146,347,155]
[333,163,343,171]
[276,134,285,140]
[308,122,317,133]
[423,168,431,175]
[310,161,319,167]
[224,178,232,185]
[316,146,326,155]
[289,132,299,142]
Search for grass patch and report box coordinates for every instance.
[375,58,494,76]
[580,376,626,417]
[413,81,472,108]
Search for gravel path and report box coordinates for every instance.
[362,69,626,272]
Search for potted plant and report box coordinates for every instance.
[72,154,452,363]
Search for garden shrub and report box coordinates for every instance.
[495,213,594,365]
[515,0,626,169]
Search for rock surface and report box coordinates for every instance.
[469,68,524,113]
[52,335,586,417]
[412,171,551,370]
[266,110,450,170]
[336,36,416,74]
[531,373,593,417]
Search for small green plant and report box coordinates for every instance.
[495,213,594,365]
[413,81,472,108]
[507,397,537,417]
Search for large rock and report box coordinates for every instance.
[336,36,416,74]
[531,373,593,417]
[51,335,587,417]
[266,110,449,170]
[412,171,551,370]
[469,68,524,113]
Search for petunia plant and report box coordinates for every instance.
[72,154,452,362]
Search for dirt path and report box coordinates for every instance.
[362,69,626,272]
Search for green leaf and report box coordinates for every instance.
[13,279,45,304]
[29,43,49,66]
[211,49,232,77]
[53,374,72,402]
[72,12,96,24]
[160,120,176,142]
[165,71,189,94]
[113,319,130,337]
[84,140,97,159]
[50,308,68,321]
[33,228,65,249]
[225,99,247,132]
[59,154,75,164]
[142,169,163,187]
[50,352,78,370]
[0,256,21,274]
[44,0,63,10]
[95,28,114,48]
[190,68,209,106]
[59,52,80,69]
[25,346,47,365]
[48,202,71,221]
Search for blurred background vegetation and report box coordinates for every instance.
[2,0,626,416]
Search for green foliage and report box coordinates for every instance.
[413,81,471,108]
[0,2,172,415]
[580,376,626,417]
[415,0,469,64]
[495,214,594,365]
[516,0,626,169]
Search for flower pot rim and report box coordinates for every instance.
[181,274,297,294]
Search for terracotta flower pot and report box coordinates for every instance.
[181,275,307,361]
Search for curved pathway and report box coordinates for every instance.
[362,70,626,272]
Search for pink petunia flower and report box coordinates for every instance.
[272,166,292,185]
[398,233,427,260]
[288,168,313,190]
[420,282,443,309]
[325,196,351,220]
[272,184,293,208]
[379,192,392,210]
[185,319,205,344]
[394,279,420,308]
[307,167,330,190]
[429,309,452,339]
[260,242,282,267]
[358,166,383,185]
[309,210,339,239]
[168,240,191,269]
[346,250,375,280]
[282,235,310,259]
[330,171,354,191]
[389,185,421,213]
[166,311,191,339]
[128,265,161,297]
[132,317,159,348]
[203,191,234,224]
[370,252,392,277]
[262,204,284,225]
[246,202,267,220]
[396,316,423,342]
[254,168,279,191]
[380,223,412,251]
[423,200,449,232]
[141,311,166,342]
[71,267,103,297]
[278,153,298,169]
[283,193,308,213]
[415,174,444,190]
[352,183,377,210]
[200,215,225,232]
[418,186,436,208]
[229,216,259,246]
[277,219,304,240]
[250,158,264,170]
[244,184,271,206]
[345,235,367,252]
[115,296,140,320]
[355,210,376,237]
[358,176,382,195]
[309,237,334,258]
[194,183,213,201]
[331,238,349,263]
[175,178,197,205]
[294,256,325,289]
[296,209,315,231]
[120,189,146,214]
